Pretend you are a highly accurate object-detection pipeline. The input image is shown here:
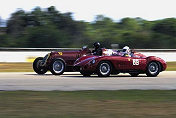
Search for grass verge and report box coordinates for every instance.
[166,62,176,71]
[0,62,176,72]
[0,90,176,118]
[0,62,33,72]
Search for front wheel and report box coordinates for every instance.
[50,59,65,75]
[146,62,161,77]
[33,57,47,74]
[97,61,112,77]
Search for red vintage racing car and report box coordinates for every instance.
[33,46,91,75]
[74,49,167,77]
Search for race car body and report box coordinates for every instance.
[74,50,167,77]
[33,46,91,75]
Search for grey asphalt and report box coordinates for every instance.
[0,71,176,91]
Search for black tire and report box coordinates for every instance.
[50,59,65,75]
[80,71,93,77]
[130,73,139,77]
[33,57,47,74]
[146,61,161,77]
[97,61,112,77]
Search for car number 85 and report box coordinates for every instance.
[133,59,139,65]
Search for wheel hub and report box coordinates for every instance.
[150,65,156,72]
[53,60,64,73]
[148,62,158,74]
[102,66,108,72]
[54,63,61,70]
[100,63,110,75]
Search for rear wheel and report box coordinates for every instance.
[50,59,65,75]
[97,61,112,77]
[146,61,161,77]
[80,71,93,77]
[33,57,47,74]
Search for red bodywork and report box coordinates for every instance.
[44,48,91,71]
[74,52,167,73]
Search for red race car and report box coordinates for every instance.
[33,46,91,75]
[74,49,167,77]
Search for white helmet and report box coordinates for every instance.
[122,46,130,53]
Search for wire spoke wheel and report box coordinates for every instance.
[50,59,65,75]
[149,62,158,74]
[100,63,110,75]
[146,61,160,77]
[97,61,112,77]
[33,57,47,74]
[53,61,64,73]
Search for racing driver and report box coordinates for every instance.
[92,42,102,56]
[121,46,132,57]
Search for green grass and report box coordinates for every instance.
[0,62,33,72]
[166,62,176,71]
[0,90,176,118]
[0,62,176,72]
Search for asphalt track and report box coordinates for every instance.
[0,71,176,91]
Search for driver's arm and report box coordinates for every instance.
[97,48,102,56]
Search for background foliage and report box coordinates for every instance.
[1,6,176,49]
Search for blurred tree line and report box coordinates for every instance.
[0,6,176,49]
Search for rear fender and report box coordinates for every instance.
[51,58,66,65]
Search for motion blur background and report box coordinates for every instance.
[0,0,176,71]
[1,6,176,49]
[1,0,176,49]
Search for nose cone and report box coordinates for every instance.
[158,58,167,71]
[162,61,167,71]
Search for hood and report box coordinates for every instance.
[147,56,166,62]
[50,50,80,55]
[133,52,147,58]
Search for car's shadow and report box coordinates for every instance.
[24,73,81,76]
[25,74,149,78]
[61,75,148,78]
[25,74,53,76]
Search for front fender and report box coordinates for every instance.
[147,56,167,71]
[74,56,102,71]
